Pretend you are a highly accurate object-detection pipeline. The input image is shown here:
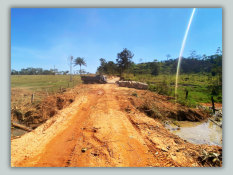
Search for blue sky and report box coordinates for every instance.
[11,8,222,74]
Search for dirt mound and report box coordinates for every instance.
[18,94,75,128]
[118,90,210,122]
[11,85,91,129]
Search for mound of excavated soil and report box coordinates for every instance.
[118,89,210,122]
[11,85,92,129]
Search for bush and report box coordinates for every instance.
[146,81,151,86]
[157,79,172,96]
[185,87,191,92]
[177,97,199,108]
[177,98,198,108]
[132,77,139,81]
[148,84,156,92]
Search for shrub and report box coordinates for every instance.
[177,98,197,108]
[132,77,139,81]
[148,84,156,92]
[157,79,172,96]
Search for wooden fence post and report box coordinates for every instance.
[31,94,34,104]
[186,91,188,99]
[45,88,48,97]
[211,96,215,114]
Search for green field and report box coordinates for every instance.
[11,75,82,92]
[11,73,222,109]
[122,73,222,107]
[11,75,84,112]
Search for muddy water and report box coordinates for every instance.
[165,118,222,146]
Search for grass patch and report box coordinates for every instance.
[11,75,82,93]
[11,75,83,115]
[122,73,222,107]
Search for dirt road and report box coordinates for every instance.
[11,78,222,167]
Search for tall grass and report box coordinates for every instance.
[122,73,222,107]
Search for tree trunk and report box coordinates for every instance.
[70,64,72,82]
[80,65,81,76]
[12,122,32,132]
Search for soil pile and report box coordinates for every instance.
[118,90,210,122]
[11,85,92,129]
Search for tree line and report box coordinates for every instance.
[96,47,222,82]
[11,68,69,75]
[11,47,222,82]
[11,57,89,76]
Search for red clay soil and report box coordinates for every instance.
[11,78,222,167]
[200,103,222,108]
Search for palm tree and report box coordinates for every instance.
[73,57,87,75]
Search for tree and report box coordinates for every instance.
[98,58,107,74]
[139,58,143,63]
[151,59,159,76]
[116,48,134,77]
[78,69,86,75]
[215,47,222,55]
[202,54,207,61]
[73,57,87,76]
[64,71,69,75]
[100,58,107,66]
[67,55,74,82]
[96,59,117,75]
[166,54,171,60]
[11,69,18,75]
[189,50,197,59]
[106,61,117,75]
[36,68,43,75]
[20,68,27,75]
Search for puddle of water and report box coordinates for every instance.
[165,118,222,146]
